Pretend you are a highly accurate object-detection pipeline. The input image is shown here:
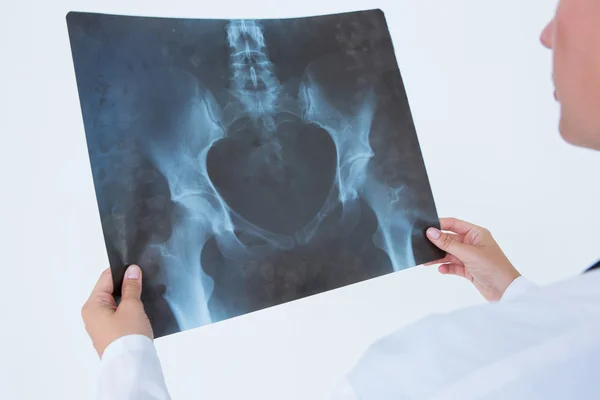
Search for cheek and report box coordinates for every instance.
[552,2,600,149]
[552,30,587,120]
[555,54,600,143]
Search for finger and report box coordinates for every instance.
[424,234,464,266]
[82,268,116,320]
[426,228,470,258]
[89,268,114,299]
[440,218,480,235]
[442,253,464,265]
[121,264,143,301]
[425,253,463,266]
[439,263,466,278]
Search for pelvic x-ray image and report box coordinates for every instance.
[67,9,443,337]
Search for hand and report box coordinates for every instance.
[81,265,153,357]
[426,218,521,301]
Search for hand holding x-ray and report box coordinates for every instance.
[426,218,521,301]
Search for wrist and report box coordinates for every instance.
[486,267,521,301]
[500,270,521,295]
[501,275,536,301]
[100,334,154,361]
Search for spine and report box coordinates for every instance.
[226,20,280,130]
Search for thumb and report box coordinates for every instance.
[426,227,469,258]
[121,264,143,301]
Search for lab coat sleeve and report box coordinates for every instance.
[329,378,359,400]
[501,275,536,301]
[97,334,171,400]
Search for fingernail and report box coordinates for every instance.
[427,227,441,240]
[125,264,140,280]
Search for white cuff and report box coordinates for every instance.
[501,276,536,301]
[101,334,155,364]
[330,378,359,400]
[97,334,171,400]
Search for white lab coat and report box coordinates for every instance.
[97,271,600,399]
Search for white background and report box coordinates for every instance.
[2,0,599,399]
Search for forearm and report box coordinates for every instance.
[97,335,171,400]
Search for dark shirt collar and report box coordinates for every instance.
[585,259,600,273]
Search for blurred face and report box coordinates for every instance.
[541,0,600,150]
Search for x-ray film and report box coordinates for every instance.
[66,9,444,337]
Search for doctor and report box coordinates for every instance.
[82,0,600,398]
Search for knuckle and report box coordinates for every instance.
[442,234,453,249]
[443,217,455,229]
[472,227,489,243]
[120,297,143,308]
[122,280,142,294]
[81,302,90,319]
[119,298,145,315]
